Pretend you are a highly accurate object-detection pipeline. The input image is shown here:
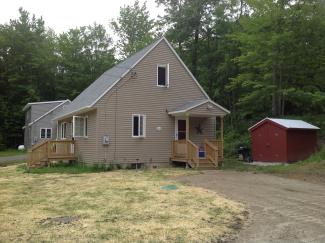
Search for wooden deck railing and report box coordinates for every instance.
[27,140,75,167]
[171,139,199,168]
[171,139,187,159]
[207,139,224,161]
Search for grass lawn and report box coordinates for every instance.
[221,149,325,184]
[0,164,246,242]
[0,149,26,157]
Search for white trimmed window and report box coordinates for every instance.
[40,128,51,139]
[61,122,68,139]
[73,116,88,137]
[132,114,146,138]
[157,64,169,87]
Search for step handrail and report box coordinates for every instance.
[186,139,199,168]
[204,139,219,167]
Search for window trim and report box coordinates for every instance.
[72,115,88,138]
[61,122,68,139]
[40,128,52,139]
[132,114,146,138]
[156,64,169,87]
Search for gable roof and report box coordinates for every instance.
[27,100,70,126]
[23,100,68,112]
[54,37,212,120]
[168,99,230,115]
[249,118,320,131]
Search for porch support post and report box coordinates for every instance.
[220,116,224,160]
[186,113,190,141]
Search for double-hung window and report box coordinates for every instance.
[73,116,88,138]
[40,128,51,139]
[157,64,169,87]
[132,114,146,138]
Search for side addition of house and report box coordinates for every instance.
[23,100,70,148]
[28,37,230,169]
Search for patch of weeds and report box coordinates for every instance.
[23,162,113,174]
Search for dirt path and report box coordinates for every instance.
[176,171,325,243]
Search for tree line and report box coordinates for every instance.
[0,0,325,148]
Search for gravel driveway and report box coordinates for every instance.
[176,171,325,243]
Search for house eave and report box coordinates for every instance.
[53,106,95,121]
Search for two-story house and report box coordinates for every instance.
[28,37,229,169]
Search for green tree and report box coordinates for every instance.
[0,8,56,147]
[56,24,115,98]
[111,0,156,58]
[228,0,325,117]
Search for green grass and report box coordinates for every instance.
[0,149,26,157]
[0,165,246,242]
[221,147,325,184]
[22,163,113,174]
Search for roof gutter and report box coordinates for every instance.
[52,106,95,121]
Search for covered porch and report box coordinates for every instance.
[169,99,229,169]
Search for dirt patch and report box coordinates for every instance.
[176,170,325,243]
[39,216,80,225]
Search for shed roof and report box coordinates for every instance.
[249,118,320,131]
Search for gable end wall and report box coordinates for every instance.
[83,39,211,165]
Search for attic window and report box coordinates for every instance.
[157,64,169,87]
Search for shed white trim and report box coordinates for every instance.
[248,118,320,131]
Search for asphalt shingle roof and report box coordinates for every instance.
[56,38,162,119]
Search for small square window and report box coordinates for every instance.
[157,64,169,87]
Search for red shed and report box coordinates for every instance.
[249,118,319,163]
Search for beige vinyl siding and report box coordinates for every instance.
[189,117,216,146]
[92,40,210,166]
[73,110,98,163]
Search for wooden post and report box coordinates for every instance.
[220,116,224,160]
[186,114,190,141]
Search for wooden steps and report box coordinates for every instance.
[171,157,218,170]
[196,159,218,170]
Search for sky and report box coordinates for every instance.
[0,0,165,33]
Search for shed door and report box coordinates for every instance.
[254,124,273,161]
[253,123,286,162]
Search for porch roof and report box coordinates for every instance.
[168,99,230,117]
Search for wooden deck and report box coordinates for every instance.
[171,139,223,169]
[27,140,76,167]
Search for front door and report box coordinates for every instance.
[176,119,186,140]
